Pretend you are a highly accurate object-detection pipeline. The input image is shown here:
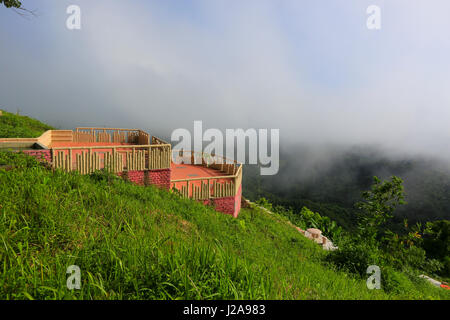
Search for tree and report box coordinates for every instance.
[356,176,406,240]
[1,0,36,17]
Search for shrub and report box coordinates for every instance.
[326,237,382,277]
[0,150,41,168]
[422,220,450,278]
[89,169,122,185]
[382,225,444,275]
[381,266,415,294]
[270,204,343,242]
[255,197,272,211]
[297,207,343,241]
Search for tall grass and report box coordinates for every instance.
[0,109,54,138]
[0,151,448,300]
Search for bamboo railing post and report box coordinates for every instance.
[69,149,72,171]
[80,151,83,174]
[87,148,90,173]
[148,148,151,170]
[112,148,116,173]
[186,181,189,198]
[207,180,210,198]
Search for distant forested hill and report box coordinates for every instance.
[243,145,450,231]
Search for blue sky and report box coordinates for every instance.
[1,0,450,158]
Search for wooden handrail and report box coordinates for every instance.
[172,149,240,164]
[51,144,171,150]
[171,175,235,182]
[75,127,142,132]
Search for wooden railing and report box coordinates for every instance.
[151,136,169,145]
[1,128,153,149]
[74,127,150,145]
[52,144,171,174]
[172,150,240,174]
[172,178,238,200]
[170,150,243,200]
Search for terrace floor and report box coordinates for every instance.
[171,163,233,182]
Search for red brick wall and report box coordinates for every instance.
[117,170,146,185]
[22,150,52,163]
[233,184,242,218]
[148,168,171,190]
[201,184,242,218]
[212,196,236,216]
[117,169,172,190]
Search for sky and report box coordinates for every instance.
[1,0,450,159]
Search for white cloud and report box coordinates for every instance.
[1,0,450,158]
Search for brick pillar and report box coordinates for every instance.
[148,168,171,190]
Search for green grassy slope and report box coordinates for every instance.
[0,109,54,138]
[1,151,448,300]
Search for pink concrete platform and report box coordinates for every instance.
[171,163,232,182]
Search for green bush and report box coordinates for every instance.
[422,220,450,278]
[255,197,272,211]
[382,227,444,275]
[326,237,382,277]
[267,203,343,242]
[381,266,415,294]
[402,246,442,274]
[297,207,343,241]
[0,150,41,168]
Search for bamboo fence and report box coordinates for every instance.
[170,150,243,199]
[52,144,171,173]
[74,128,150,144]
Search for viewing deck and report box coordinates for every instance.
[0,127,243,217]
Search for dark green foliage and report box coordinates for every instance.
[0,110,54,138]
[0,150,42,168]
[423,220,450,278]
[296,207,343,241]
[0,0,21,9]
[243,149,450,232]
[265,202,343,242]
[381,266,416,294]
[258,190,448,296]
[319,176,448,289]
[380,221,443,276]
[326,238,381,277]
[356,176,406,240]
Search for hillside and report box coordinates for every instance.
[0,113,449,300]
[0,109,54,138]
[1,151,449,299]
